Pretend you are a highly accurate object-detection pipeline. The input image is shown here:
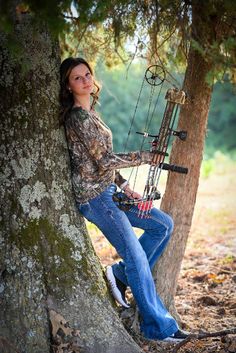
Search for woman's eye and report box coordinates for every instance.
[74,72,91,81]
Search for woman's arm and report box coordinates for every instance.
[66,108,153,171]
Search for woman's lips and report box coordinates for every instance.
[84,84,92,89]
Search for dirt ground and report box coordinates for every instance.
[89,161,236,352]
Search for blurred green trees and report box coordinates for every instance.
[96,62,167,152]
[207,81,236,155]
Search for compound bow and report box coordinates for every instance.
[113,65,188,218]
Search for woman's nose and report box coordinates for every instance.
[82,76,91,83]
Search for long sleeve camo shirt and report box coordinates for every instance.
[64,106,151,203]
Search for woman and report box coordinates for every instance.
[59,57,189,342]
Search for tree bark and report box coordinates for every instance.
[0,9,142,353]
[153,1,216,316]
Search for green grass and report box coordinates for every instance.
[201,150,235,179]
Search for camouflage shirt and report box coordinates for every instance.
[64,107,151,203]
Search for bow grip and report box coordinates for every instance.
[161,163,188,174]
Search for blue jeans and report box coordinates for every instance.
[77,183,179,340]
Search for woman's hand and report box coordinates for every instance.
[123,185,142,200]
[141,150,167,165]
[123,185,153,211]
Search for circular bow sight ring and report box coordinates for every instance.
[145,65,166,86]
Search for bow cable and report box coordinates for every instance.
[131,78,164,191]
[123,65,166,190]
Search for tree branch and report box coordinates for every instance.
[62,14,79,20]
[171,328,236,353]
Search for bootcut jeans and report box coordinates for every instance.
[77,183,179,340]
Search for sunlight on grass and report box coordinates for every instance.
[186,156,236,258]
[86,221,101,239]
[219,254,236,265]
[200,158,215,179]
[206,208,231,224]
[201,150,235,179]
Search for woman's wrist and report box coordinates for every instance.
[120,181,134,197]
[124,186,133,197]
[120,180,129,191]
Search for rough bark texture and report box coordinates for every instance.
[153,1,216,316]
[0,10,142,353]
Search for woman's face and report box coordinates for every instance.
[68,63,94,97]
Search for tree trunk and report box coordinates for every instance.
[153,1,215,316]
[0,9,141,353]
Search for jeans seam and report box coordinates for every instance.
[125,246,149,314]
[97,195,132,254]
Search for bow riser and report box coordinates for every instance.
[138,88,187,217]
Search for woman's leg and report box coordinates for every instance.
[112,205,174,286]
[78,184,178,340]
